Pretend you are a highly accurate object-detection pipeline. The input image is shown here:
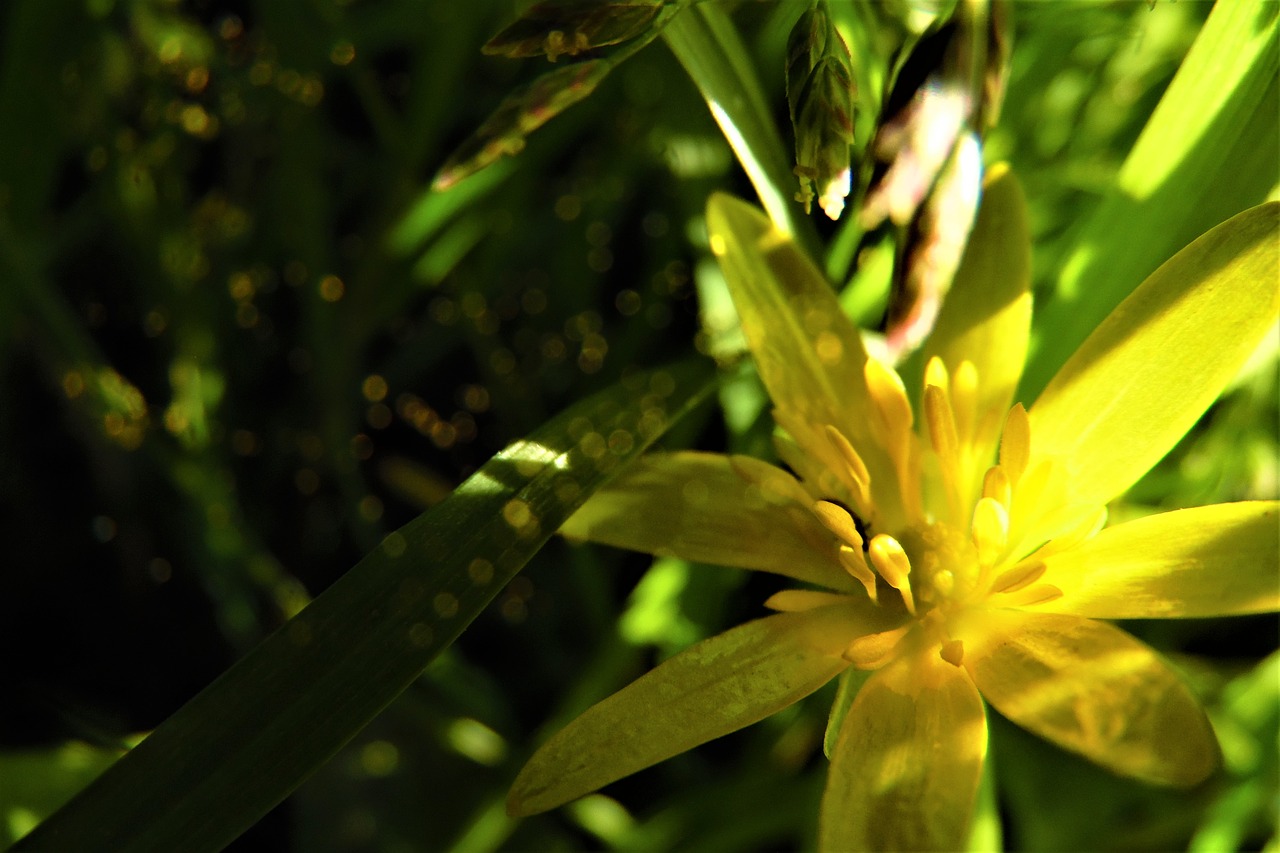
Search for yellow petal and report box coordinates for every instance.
[821,650,987,852]
[963,610,1219,786]
[707,193,905,521]
[561,451,855,591]
[1028,201,1280,507]
[1036,501,1280,618]
[923,164,1032,484]
[508,603,877,816]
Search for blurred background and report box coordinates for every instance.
[0,0,1275,850]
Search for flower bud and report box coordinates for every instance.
[434,60,611,190]
[786,1,858,220]
[484,0,665,62]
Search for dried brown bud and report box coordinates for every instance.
[858,0,1012,358]
[883,132,982,358]
[860,0,1009,231]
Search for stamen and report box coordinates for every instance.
[823,425,873,515]
[772,420,844,500]
[999,404,1030,485]
[868,534,915,615]
[1033,505,1109,560]
[951,360,979,446]
[971,497,1009,567]
[924,383,963,518]
[982,465,1011,510]
[864,358,922,521]
[939,639,965,667]
[812,500,865,550]
[924,356,950,396]
[865,358,914,438]
[843,625,911,669]
[838,545,879,602]
[1006,583,1064,607]
[989,560,1046,594]
[924,384,960,465]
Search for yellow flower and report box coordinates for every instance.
[507,167,1280,850]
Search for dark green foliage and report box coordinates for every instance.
[0,1,1274,850]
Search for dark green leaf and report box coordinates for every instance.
[14,359,717,853]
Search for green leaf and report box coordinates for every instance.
[14,359,717,853]
[0,741,128,849]
[966,745,1002,853]
[1021,1,1280,398]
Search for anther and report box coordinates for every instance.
[982,465,1011,510]
[924,384,959,464]
[990,560,1046,594]
[823,425,872,511]
[868,534,915,615]
[838,545,879,601]
[843,625,910,669]
[864,357,913,446]
[764,589,852,612]
[812,501,866,551]
[924,357,950,395]
[999,404,1030,484]
[951,360,979,444]
[864,358,922,519]
[1008,583,1064,607]
[939,639,965,667]
[971,497,1009,567]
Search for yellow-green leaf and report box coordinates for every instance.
[706,193,907,521]
[821,649,987,852]
[508,603,880,816]
[964,610,1219,786]
[923,162,1032,489]
[1037,501,1280,619]
[561,450,855,591]
[1028,202,1280,508]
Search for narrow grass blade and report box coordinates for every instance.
[15,359,717,853]
[1021,1,1280,397]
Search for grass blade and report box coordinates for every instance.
[1020,1,1280,398]
[15,359,717,853]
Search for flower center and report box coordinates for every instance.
[897,521,978,610]
[801,355,1103,671]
